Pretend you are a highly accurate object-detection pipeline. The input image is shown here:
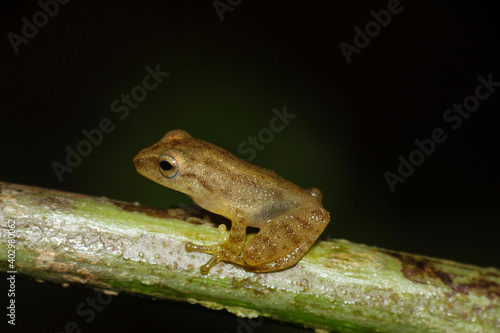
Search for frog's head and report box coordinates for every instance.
[133,129,212,198]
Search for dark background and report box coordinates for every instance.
[1,0,499,332]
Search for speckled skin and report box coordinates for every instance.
[133,129,330,274]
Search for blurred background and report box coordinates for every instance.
[1,0,499,332]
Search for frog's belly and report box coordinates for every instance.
[246,205,292,228]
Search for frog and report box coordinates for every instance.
[133,129,330,274]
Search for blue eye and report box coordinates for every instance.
[158,155,178,178]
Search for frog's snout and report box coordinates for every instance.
[133,153,148,172]
[133,154,141,166]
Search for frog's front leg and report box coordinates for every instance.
[185,212,247,274]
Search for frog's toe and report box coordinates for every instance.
[185,242,221,253]
[185,241,199,252]
[200,256,221,274]
[218,224,229,242]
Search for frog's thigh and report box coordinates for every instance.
[243,207,329,272]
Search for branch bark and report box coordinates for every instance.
[1,181,499,332]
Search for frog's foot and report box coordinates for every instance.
[185,224,243,274]
[185,242,224,274]
[185,224,228,253]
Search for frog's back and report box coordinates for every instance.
[181,138,321,223]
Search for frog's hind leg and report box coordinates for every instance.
[243,207,330,272]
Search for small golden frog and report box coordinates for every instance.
[134,130,330,274]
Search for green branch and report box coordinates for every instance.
[1,181,499,332]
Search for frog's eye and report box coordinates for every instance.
[158,155,178,178]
